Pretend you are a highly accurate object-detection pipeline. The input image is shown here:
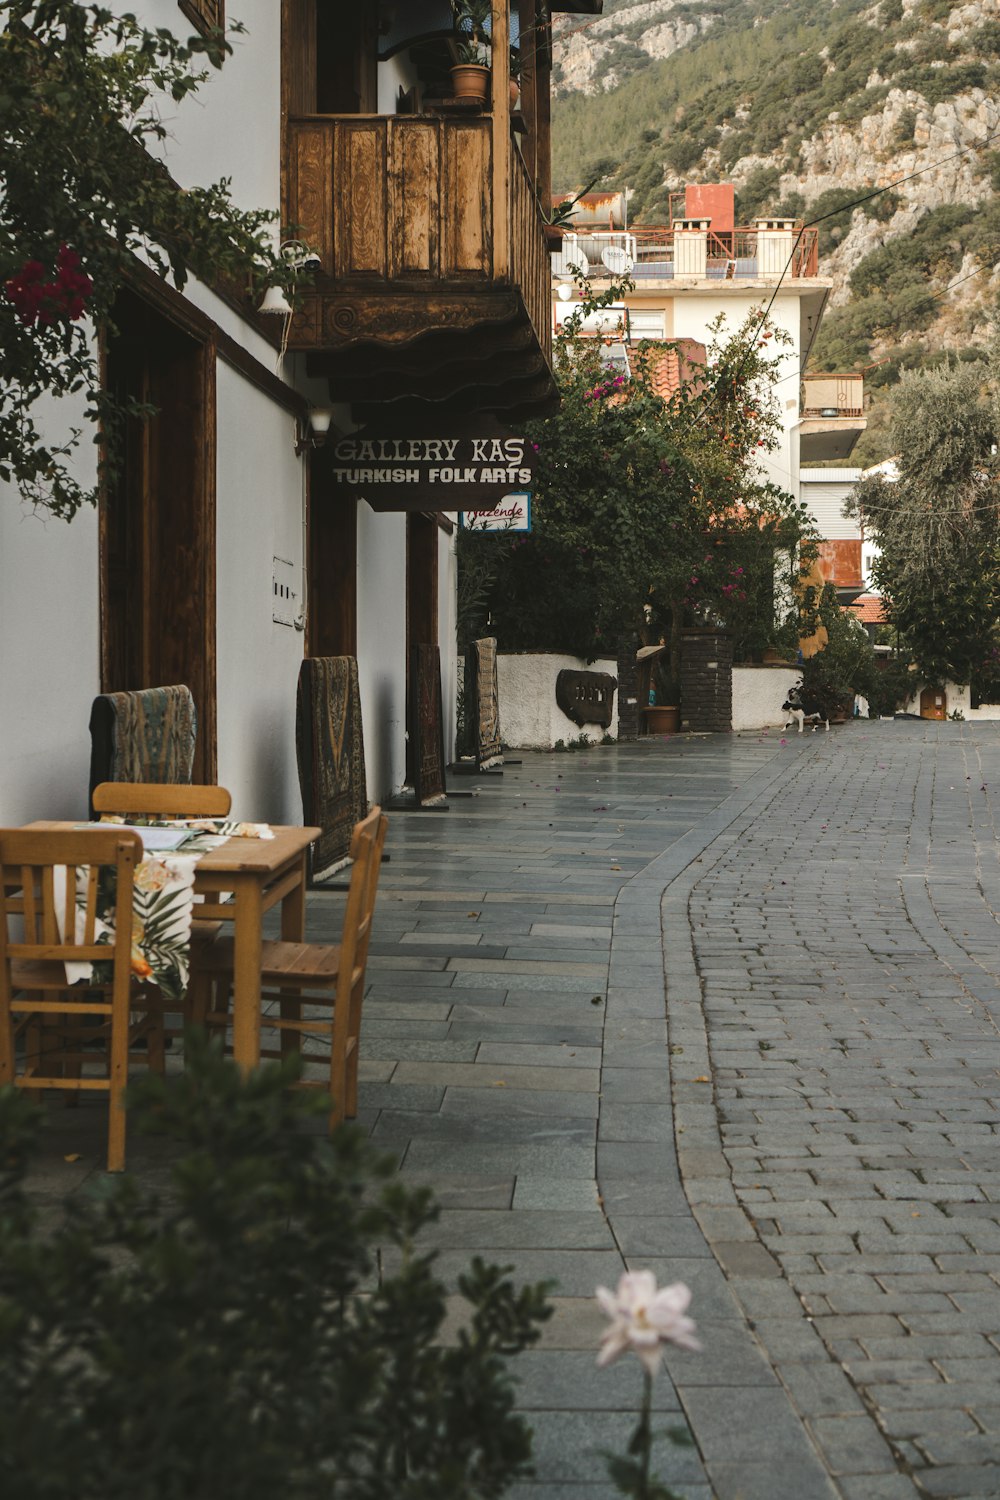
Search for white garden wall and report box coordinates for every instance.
[497,653,618,748]
[732,665,799,731]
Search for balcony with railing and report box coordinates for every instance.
[551,220,820,283]
[283,113,554,417]
[800,373,866,461]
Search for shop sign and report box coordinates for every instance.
[329,418,535,512]
[460,493,531,533]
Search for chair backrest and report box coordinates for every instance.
[92,782,232,819]
[0,829,142,1007]
[338,806,389,990]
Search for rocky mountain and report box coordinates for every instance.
[551,0,1000,464]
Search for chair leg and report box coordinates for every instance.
[279,989,302,1061]
[107,1011,129,1174]
[343,977,365,1119]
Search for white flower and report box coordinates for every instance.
[596,1272,700,1375]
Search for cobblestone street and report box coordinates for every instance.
[26,723,1000,1499]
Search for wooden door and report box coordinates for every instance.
[919,686,946,720]
[101,288,217,781]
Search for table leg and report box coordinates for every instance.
[279,852,307,1060]
[230,875,263,1073]
[281,852,307,941]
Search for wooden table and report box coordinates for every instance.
[25,822,320,1071]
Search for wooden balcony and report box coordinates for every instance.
[284,114,555,418]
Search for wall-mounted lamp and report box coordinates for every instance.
[556,283,574,302]
[260,284,292,316]
[295,406,335,456]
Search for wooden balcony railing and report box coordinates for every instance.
[284,114,550,355]
[510,146,551,363]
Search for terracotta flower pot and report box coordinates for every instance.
[450,64,490,102]
[643,705,679,734]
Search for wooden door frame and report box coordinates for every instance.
[99,282,218,781]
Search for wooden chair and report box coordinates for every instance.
[0,828,164,1172]
[192,806,388,1127]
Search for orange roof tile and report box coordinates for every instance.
[846,594,885,624]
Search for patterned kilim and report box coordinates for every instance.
[473,636,503,771]
[413,644,447,805]
[296,657,368,880]
[88,686,197,805]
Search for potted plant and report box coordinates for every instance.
[450,0,491,102]
[643,655,680,734]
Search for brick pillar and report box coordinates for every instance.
[617,643,641,740]
[680,629,733,732]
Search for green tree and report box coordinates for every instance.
[0,1,295,519]
[846,356,1000,686]
[471,281,814,694]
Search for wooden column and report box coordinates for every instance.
[518,0,537,189]
[490,0,511,279]
[535,6,552,219]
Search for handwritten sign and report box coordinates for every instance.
[460,493,532,533]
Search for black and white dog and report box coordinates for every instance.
[782,682,829,733]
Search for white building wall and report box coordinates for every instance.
[214,362,305,823]
[669,292,803,499]
[355,504,408,801]
[1,10,460,827]
[0,403,100,822]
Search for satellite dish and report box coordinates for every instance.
[566,255,591,278]
[602,244,633,275]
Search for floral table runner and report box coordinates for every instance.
[57,820,274,1001]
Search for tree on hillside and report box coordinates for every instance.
[846,357,1000,689]
[0,1,294,519]
[463,280,815,698]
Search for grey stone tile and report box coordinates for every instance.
[513,1177,603,1212]
[419,1209,615,1251]
[808,1415,900,1474]
[476,1042,602,1068]
[393,1061,601,1092]
[526,1410,705,1487]
[705,1457,838,1500]
[512,1350,683,1411]
[442,1085,600,1119]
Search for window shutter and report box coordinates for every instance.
[628,310,666,341]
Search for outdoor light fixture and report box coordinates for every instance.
[260,284,292,316]
[295,406,335,456]
[557,283,574,302]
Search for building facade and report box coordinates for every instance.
[1,0,583,823]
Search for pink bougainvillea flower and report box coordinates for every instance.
[596,1271,700,1375]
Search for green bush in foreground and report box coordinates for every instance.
[0,1033,551,1499]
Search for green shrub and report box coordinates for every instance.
[0,1036,551,1500]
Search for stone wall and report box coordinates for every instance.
[680,629,733,732]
